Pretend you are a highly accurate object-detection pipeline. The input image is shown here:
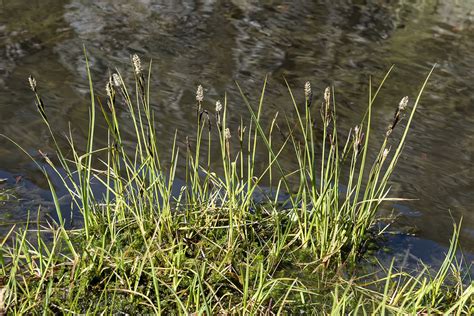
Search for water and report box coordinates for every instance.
[0,0,473,262]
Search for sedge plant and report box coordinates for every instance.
[0,52,471,314]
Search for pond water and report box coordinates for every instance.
[0,0,473,264]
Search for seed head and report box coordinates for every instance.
[28,75,36,92]
[112,73,121,87]
[353,125,362,152]
[382,148,390,159]
[304,81,311,99]
[196,85,204,102]
[215,100,222,112]
[324,87,331,103]
[398,96,409,111]
[132,54,142,75]
[106,80,113,98]
[225,128,231,140]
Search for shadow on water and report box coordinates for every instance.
[0,0,473,265]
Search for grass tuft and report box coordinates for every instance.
[0,55,472,314]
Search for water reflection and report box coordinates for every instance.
[0,0,473,255]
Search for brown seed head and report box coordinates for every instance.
[106,80,113,98]
[215,100,222,112]
[132,54,142,75]
[28,75,36,92]
[112,73,121,87]
[324,87,331,103]
[398,96,409,111]
[304,81,311,99]
[225,128,231,140]
[196,85,204,102]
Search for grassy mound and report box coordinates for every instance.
[0,54,472,314]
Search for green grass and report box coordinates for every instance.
[0,53,472,314]
[0,188,9,203]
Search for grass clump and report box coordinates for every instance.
[0,53,472,314]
